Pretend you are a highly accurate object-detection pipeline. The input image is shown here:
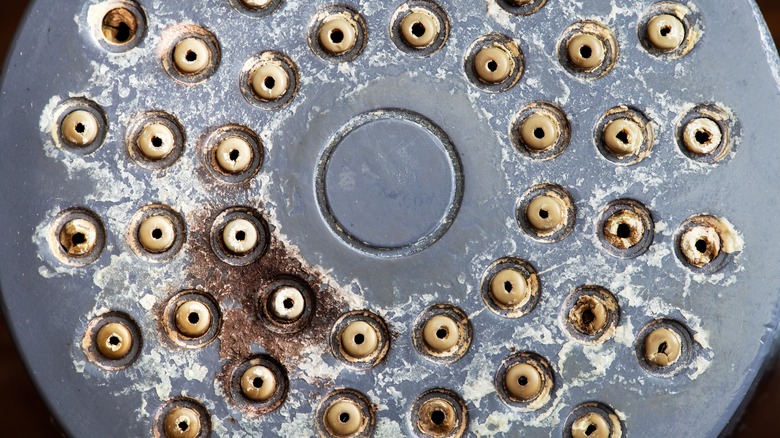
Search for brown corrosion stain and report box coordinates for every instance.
[181,205,350,391]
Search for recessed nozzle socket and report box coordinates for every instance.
[597,199,654,258]
[83,312,142,370]
[316,389,374,438]
[495,352,554,411]
[331,310,390,370]
[561,285,620,344]
[675,214,742,273]
[564,403,623,438]
[391,2,449,56]
[411,389,468,438]
[465,34,524,92]
[413,304,472,364]
[309,6,367,62]
[635,319,695,376]
[155,398,211,438]
[242,51,299,109]
[595,106,654,165]
[164,290,221,347]
[481,258,540,318]
[162,26,221,84]
[559,21,618,80]
[511,101,571,160]
[517,184,576,243]
[639,2,700,59]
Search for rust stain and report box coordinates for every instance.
[181,205,349,388]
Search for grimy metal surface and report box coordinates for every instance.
[0,0,779,437]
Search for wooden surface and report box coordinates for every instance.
[1,1,779,436]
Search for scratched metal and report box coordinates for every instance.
[1,0,780,437]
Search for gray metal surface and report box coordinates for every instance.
[1,0,780,436]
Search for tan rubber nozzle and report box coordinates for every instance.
[61,110,99,146]
[401,10,440,49]
[215,137,253,174]
[270,286,305,321]
[138,215,176,253]
[490,268,529,307]
[569,296,608,335]
[340,320,379,360]
[137,122,176,160]
[422,315,460,353]
[59,218,98,256]
[222,218,259,255]
[318,15,358,55]
[644,327,682,367]
[520,113,559,151]
[505,362,543,401]
[683,118,722,155]
[526,195,565,233]
[474,45,513,84]
[647,14,686,52]
[603,118,643,156]
[571,412,610,438]
[325,399,363,437]
[101,8,137,45]
[680,225,721,267]
[251,62,290,101]
[567,33,606,70]
[96,322,132,360]
[418,398,457,435]
[175,300,211,338]
[163,406,201,438]
[603,209,644,250]
[241,0,274,9]
[173,37,211,75]
[240,365,277,402]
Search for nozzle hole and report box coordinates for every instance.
[330,29,344,44]
[430,409,445,425]
[616,129,629,144]
[695,129,712,145]
[411,22,426,38]
[616,223,631,239]
[187,312,199,325]
[71,232,86,245]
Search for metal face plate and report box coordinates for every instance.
[1,0,780,436]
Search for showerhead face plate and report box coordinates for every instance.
[1,0,780,436]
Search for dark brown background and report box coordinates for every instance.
[1,2,780,436]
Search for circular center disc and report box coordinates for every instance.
[317,110,462,256]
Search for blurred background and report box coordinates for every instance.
[1,1,780,436]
